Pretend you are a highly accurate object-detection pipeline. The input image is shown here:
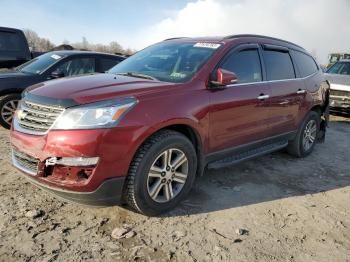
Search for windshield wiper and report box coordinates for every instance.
[116,72,158,81]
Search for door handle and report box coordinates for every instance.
[297,89,306,94]
[257,94,269,100]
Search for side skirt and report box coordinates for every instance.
[205,132,295,170]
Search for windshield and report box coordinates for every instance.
[17,52,65,74]
[327,61,350,75]
[109,41,221,83]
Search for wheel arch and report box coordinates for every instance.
[0,89,23,98]
[131,121,206,178]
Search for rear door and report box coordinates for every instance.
[208,44,271,153]
[262,45,303,136]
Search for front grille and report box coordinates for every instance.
[12,148,39,175]
[331,90,350,97]
[17,100,64,134]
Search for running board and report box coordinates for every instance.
[207,140,288,169]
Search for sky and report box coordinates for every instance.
[1,0,349,64]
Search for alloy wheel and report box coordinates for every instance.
[302,119,317,151]
[147,148,189,203]
[1,99,19,125]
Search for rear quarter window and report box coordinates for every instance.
[293,51,318,77]
[263,50,295,81]
[99,57,122,72]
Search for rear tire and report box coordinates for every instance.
[287,111,320,157]
[0,94,21,129]
[123,130,197,216]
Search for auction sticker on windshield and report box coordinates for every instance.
[194,43,221,49]
[51,54,62,60]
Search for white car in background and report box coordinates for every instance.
[325,59,350,114]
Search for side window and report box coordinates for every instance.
[55,57,95,77]
[293,51,318,77]
[263,50,295,81]
[99,57,121,72]
[221,49,262,84]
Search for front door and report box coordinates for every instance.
[208,44,271,153]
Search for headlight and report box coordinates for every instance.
[52,97,137,130]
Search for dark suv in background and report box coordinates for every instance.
[0,51,124,128]
[10,35,329,216]
[0,27,32,69]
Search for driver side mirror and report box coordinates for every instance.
[210,68,238,88]
[49,71,65,79]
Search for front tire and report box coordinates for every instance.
[287,111,320,157]
[123,130,197,216]
[0,94,21,129]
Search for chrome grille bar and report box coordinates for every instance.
[331,90,349,97]
[15,100,65,135]
[12,148,39,176]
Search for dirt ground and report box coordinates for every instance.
[0,115,349,262]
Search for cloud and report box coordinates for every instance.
[134,0,350,64]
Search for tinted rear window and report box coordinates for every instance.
[263,50,295,81]
[100,57,121,72]
[0,31,23,51]
[294,51,318,77]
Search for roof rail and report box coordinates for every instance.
[163,37,188,41]
[224,34,304,50]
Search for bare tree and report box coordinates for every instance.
[70,38,130,55]
[23,29,135,55]
[23,29,54,52]
[109,41,124,54]
[124,48,136,56]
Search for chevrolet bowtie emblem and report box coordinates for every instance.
[16,110,27,120]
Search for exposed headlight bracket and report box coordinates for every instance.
[45,157,99,167]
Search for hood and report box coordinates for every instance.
[27,73,177,105]
[0,70,33,79]
[324,73,350,86]
[324,73,350,91]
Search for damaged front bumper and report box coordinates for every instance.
[329,88,350,112]
[330,96,350,109]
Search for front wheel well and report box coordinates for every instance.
[140,124,205,177]
[163,124,200,151]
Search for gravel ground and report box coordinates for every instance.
[0,115,349,262]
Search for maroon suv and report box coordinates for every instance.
[10,35,329,216]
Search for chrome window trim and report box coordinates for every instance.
[225,71,319,88]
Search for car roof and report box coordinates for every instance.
[0,26,23,33]
[164,34,305,51]
[48,50,124,58]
